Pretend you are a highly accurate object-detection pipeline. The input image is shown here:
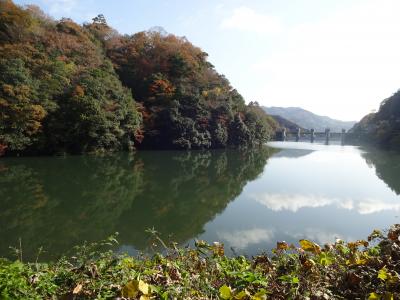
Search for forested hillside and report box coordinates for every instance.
[0,0,275,156]
[269,114,303,132]
[349,90,400,149]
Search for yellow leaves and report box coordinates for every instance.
[299,239,321,254]
[138,280,150,294]
[377,266,399,284]
[212,242,224,257]
[219,286,252,300]
[219,285,267,300]
[234,290,250,299]
[31,104,46,120]
[369,292,380,300]
[378,267,388,281]
[219,285,232,300]
[251,290,267,300]
[346,252,369,266]
[368,292,394,300]
[121,280,150,299]
[72,85,85,98]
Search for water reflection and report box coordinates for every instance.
[0,147,274,260]
[195,142,400,255]
[361,148,400,195]
[0,142,399,260]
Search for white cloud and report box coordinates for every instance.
[248,0,400,120]
[221,6,283,35]
[217,228,274,249]
[253,193,335,212]
[252,192,400,215]
[357,200,400,214]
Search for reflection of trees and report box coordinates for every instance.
[120,148,273,248]
[0,147,273,260]
[362,148,400,195]
[0,154,143,260]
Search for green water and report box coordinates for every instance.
[0,143,399,260]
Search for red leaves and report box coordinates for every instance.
[148,78,175,98]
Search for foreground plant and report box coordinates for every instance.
[1,226,400,299]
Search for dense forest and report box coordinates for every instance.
[0,0,276,156]
[349,90,400,149]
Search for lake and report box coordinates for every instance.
[0,142,399,261]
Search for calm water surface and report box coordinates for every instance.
[1,142,399,260]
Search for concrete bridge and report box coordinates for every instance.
[277,128,347,145]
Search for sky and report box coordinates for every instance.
[13,0,400,121]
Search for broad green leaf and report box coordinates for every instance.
[291,276,299,284]
[219,285,232,300]
[319,253,334,266]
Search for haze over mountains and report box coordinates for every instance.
[264,107,357,132]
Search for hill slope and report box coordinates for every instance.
[263,107,356,132]
[0,0,275,155]
[348,90,400,149]
[269,115,304,132]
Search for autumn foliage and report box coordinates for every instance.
[0,0,275,155]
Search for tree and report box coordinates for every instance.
[0,59,46,152]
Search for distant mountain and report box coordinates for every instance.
[263,107,356,132]
[269,115,304,132]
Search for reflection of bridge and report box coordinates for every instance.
[277,128,347,145]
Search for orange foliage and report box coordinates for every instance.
[72,85,85,98]
[149,78,175,98]
[0,0,32,41]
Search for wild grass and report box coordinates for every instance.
[1,226,400,299]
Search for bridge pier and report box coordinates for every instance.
[341,129,346,145]
[325,128,331,145]
[296,128,301,142]
[281,128,287,141]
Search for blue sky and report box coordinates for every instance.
[14,0,400,121]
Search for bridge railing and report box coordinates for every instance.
[276,128,347,144]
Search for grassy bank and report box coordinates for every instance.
[1,226,400,299]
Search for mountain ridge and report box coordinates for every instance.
[263,106,356,132]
